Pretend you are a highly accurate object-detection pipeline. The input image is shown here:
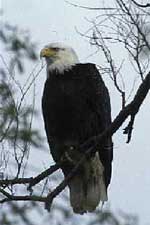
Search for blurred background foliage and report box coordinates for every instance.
[0,22,43,178]
[0,22,140,225]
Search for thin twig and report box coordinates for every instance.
[65,0,117,10]
[131,0,150,8]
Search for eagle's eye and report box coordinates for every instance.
[52,47,60,51]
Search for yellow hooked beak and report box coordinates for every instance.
[40,48,57,58]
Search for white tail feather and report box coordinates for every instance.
[68,153,107,214]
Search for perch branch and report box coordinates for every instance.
[0,163,60,189]
[0,188,46,203]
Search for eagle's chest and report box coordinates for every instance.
[43,77,88,129]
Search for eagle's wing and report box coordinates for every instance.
[84,63,113,187]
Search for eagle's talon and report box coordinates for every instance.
[60,152,76,165]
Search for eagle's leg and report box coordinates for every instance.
[60,146,80,166]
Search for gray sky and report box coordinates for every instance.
[1,0,150,224]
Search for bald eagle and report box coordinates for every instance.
[40,43,113,214]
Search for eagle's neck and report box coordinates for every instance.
[46,52,79,75]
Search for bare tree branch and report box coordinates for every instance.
[0,163,60,189]
[116,0,150,50]
[0,188,46,203]
[65,0,118,11]
[131,0,150,8]
[27,163,61,191]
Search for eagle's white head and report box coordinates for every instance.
[40,42,79,74]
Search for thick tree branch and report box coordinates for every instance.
[0,188,46,203]
[27,163,61,191]
[0,163,60,189]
